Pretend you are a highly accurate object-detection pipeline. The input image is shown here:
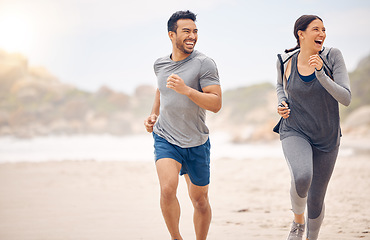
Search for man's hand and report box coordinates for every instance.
[166,73,190,96]
[144,114,158,133]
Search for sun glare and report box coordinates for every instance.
[0,13,34,54]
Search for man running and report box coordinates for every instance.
[144,10,222,240]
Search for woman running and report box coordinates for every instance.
[275,15,351,240]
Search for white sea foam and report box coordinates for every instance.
[0,132,353,163]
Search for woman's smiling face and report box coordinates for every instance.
[299,19,326,53]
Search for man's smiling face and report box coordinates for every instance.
[172,19,198,55]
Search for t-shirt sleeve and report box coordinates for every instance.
[153,58,160,76]
[199,57,220,89]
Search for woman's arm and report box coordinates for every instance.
[315,48,351,106]
[276,58,288,105]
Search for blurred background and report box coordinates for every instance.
[0,0,369,162]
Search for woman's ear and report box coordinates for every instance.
[298,30,304,40]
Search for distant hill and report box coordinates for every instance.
[0,49,155,137]
[340,54,370,136]
[340,54,370,118]
[0,49,369,139]
[206,82,279,142]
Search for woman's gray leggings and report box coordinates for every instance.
[282,136,339,240]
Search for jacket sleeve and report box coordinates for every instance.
[276,58,288,105]
[315,48,351,106]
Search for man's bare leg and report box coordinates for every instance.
[156,158,183,240]
[185,175,211,240]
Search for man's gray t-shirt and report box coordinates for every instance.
[153,50,220,148]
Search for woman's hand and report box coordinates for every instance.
[308,54,323,71]
[277,101,290,119]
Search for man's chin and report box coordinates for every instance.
[183,47,194,54]
[176,45,194,55]
[184,50,193,54]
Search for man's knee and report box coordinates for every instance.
[160,182,178,201]
[190,192,210,211]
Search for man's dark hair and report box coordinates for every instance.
[167,10,197,33]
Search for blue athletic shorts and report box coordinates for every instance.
[153,133,211,186]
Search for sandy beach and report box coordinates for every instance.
[0,137,369,240]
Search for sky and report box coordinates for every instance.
[0,0,370,94]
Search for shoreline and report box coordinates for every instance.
[0,133,368,163]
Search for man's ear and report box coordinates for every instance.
[168,31,176,41]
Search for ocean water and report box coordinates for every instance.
[0,132,286,163]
